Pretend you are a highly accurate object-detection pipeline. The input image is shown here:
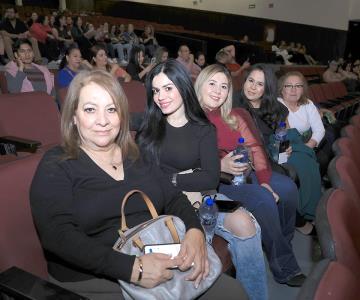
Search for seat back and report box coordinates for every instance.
[328,81,347,98]
[121,81,147,113]
[350,114,360,128]
[0,71,9,94]
[57,87,68,111]
[316,189,360,277]
[327,155,360,200]
[298,259,360,300]
[308,84,326,104]
[340,124,360,139]
[0,92,61,147]
[332,137,360,168]
[0,154,48,279]
[320,83,335,100]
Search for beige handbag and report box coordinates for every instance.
[113,190,222,300]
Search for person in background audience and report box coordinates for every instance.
[1,7,42,63]
[71,16,95,61]
[109,24,132,65]
[153,46,168,64]
[123,23,145,53]
[176,44,201,81]
[223,44,251,77]
[5,39,54,95]
[57,44,91,88]
[53,14,74,55]
[126,45,154,82]
[29,15,60,62]
[239,35,249,44]
[299,45,317,65]
[90,44,131,82]
[137,60,266,300]
[196,64,305,288]
[140,24,158,58]
[277,71,324,234]
[30,68,245,300]
[27,12,38,28]
[195,51,208,69]
[323,60,346,83]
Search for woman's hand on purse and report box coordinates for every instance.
[221,152,250,175]
[260,183,280,203]
[130,253,181,288]
[176,228,209,288]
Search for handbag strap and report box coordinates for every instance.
[121,190,159,231]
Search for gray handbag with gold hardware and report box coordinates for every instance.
[113,189,222,300]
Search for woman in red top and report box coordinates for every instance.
[29,15,60,61]
[194,64,305,287]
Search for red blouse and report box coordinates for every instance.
[208,108,272,184]
[30,23,52,44]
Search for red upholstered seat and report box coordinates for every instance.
[316,189,360,278]
[340,124,360,139]
[0,153,48,279]
[121,81,147,113]
[0,92,61,148]
[0,71,9,94]
[327,155,360,200]
[332,137,360,168]
[298,259,360,300]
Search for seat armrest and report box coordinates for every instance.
[0,267,89,300]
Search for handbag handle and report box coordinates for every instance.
[121,189,159,231]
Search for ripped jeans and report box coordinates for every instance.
[214,195,268,300]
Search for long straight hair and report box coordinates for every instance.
[136,59,209,163]
[239,64,284,130]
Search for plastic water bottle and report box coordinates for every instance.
[274,122,288,164]
[232,137,249,185]
[198,196,218,244]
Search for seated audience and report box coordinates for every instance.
[153,46,168,64]
[123,23,145,53]
[195,51,208,69]
[29,15,60,62]
[140,24,158,57]
[53,14,74,53]
[57,44,91,88]
[30,69,245,300]
[277,71,323,233]
[322,60,347,83]
[271,42,293,65]
[137,59,267,300]
[26,12,38,28]
[0,33,6,65]
[90,44,131,82]
[126,46,154,82]
[223,45,250,77]
[109,24,132,64]
[71,16,95,61]
[176,44,201,81]
[299,45,317,65]
[195,64,305,287]
[5,39,54,95]
[1,7,42,63]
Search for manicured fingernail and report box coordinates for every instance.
[195,283,199,289]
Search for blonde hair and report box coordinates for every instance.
[194,64,238,130]
[278,71,309,105]
[61,69,139,160]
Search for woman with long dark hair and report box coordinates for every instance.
[137,59,267,300]
[126,46,154,82]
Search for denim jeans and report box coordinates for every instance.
[219,171,301,283]
[113,43,132,61]
[214,195,268,300]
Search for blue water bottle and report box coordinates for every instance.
[232,137,249,185]
[198,196,218,244]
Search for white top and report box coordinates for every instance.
[278,97,325,145]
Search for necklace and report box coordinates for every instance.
[83,146,122,171]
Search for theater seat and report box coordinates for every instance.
[332,137,360,168]
[316,188,360,277]
[0,154,47,278]
[0,92,61,149]
[121,81,147,113]
[0,72,9,94]
[298,259,360,300]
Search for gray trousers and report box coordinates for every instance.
[49,273,248,300]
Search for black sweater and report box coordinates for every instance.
[30,146,202,283]
[159,122,220,192]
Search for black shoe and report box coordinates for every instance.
[285,273,306,287]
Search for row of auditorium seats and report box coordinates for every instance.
[308,81,360,120]
[279,65,326,83]
[297,112,360,299]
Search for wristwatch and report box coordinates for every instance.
[171,173,178,187]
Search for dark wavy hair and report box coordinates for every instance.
[59,43,81,70]
[136,59,210,163]
[128,45,143,67]
[239,64,285,130]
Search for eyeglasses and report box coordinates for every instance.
[284,84,304,90]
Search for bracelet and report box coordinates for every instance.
[137,257,143,283]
